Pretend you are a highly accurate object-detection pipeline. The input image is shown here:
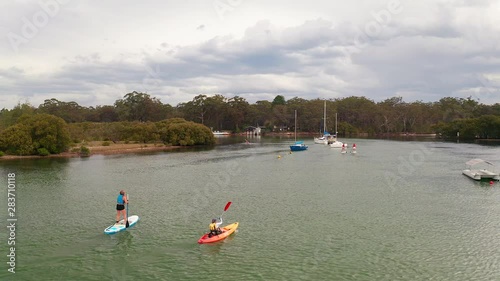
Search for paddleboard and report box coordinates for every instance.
[104,215,139,235]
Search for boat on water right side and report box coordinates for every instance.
[462,159,499,181]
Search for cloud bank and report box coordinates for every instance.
[0,0,499,109]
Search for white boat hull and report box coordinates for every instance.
[314,137,328,144]
[462,169,500,181]
[329,141,343,148]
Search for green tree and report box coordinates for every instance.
[227,96,249,132]
[115,91,166,122]
[0,102,36,130]
[25,114,72,154]
[156,118,215,146]
[272,95,286,106]
[38,99,86,123]
[0,124,34,155]
[0,114,70,155]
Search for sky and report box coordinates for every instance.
[0,0,499,109]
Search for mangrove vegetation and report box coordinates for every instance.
[0,91,499,156]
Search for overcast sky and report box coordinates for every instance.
[1,0,499,109]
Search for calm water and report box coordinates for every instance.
[1,137,500,281]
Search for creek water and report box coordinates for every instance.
[0,137,500,280]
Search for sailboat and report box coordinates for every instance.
[329,112,344,148]
[314,100,332,144]
[290,110,308,151]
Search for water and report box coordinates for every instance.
[1,137,500,280]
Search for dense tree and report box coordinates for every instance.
[1,92,499,142]
[205,94,227,130]
[0,102,36,130]
[115,91,166,122]
[272,95,286,106]
[0,114,71,155]
[0,124,33,155]
[248,100,273,130]
[226,96,249,132]
[38,99,87,123]
[156,118,215,146]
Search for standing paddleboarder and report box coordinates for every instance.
[116,190,129,224]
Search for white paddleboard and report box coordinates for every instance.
[104,215,139,235]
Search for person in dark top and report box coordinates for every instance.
[115,190,128,224]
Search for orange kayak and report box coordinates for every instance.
[198,222,239,244]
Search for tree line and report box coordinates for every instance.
[0,113,216,156]
[1,91,500,141]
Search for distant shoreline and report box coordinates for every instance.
[0,142,183,161]
[2,135,497,160]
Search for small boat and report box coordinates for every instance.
[314,101,330,145]
[329,113,343,148]
[212,131,230,136]
[314,134,330,144]
[462,159,499,181]
[290,110,308,151]
[290,141,308,151]
[198,222,239,244]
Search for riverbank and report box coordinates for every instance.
[0,142,182,160]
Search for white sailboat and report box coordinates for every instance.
[314,101,331,144]
[329,113,344,148]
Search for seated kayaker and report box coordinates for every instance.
[209,218,222,236]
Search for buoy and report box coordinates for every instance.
[278,155,281,159]
[490,180,494,185]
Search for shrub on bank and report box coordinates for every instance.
[37,148,50,156]
[79,146,90,157]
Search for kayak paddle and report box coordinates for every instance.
[218,201,232,221]
[125,193,130,228]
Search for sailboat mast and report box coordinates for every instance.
[323,100,326,134]
[294,110,297,142]
[335,112,338,136]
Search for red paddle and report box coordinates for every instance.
[218,201,232,222]
[224,201,232,212]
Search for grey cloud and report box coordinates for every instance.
[2,2,500,109]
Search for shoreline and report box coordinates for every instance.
[0,142,183,160]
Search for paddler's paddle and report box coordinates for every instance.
[125,193,129,228]
[218,201,232,223]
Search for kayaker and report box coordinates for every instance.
[115,190,128,224]
[209,218,222,236]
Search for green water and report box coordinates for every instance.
[1,138,500,280]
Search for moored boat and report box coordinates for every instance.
[290,141,308,151]
[290,110,308,151]
[462,159,499,181]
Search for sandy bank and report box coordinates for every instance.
[0,142,182,160]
